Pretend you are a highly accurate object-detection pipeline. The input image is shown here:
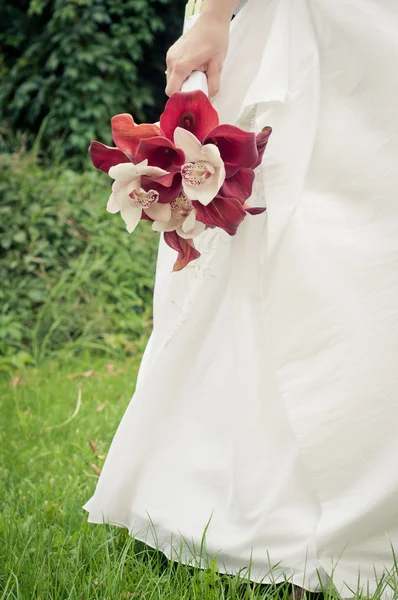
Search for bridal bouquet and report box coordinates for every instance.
[88,2,272,271]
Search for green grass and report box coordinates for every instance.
[1,355,397,599]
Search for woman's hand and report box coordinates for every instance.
[165,13,230,98]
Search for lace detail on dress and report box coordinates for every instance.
[237,103,258,131]
[237,102,267,212]
[163,228,229,348]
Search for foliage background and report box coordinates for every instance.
[0,0,185,365]
[0,0,185,163]
[0,151,159,367]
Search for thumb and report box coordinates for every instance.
[206,61,222,98]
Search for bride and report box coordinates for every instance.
[83,0,398,597]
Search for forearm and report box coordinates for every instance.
[201,0,241,22]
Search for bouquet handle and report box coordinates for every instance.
[181,70,208,94]
[180,13,209,96]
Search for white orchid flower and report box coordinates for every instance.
[152,192,206,240]
[173,127,226,207]
[107,160,172,233]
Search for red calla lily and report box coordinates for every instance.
[164,231,201,271]
[89,141,131,174]
[219,168,255,204]
[193,195,247,236]
[141,173,183,204]
[244,205,266,215]
[253,126,272,169]
[111,114,163,157]
[218,169,266,216]
[204,125,258,177]
[160,90,219,144]
[135,137,185,186]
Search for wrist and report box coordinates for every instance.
[200,1,237,23]
[197,9,232,28]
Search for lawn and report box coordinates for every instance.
[0,354,291,600]
[1,355,396,599]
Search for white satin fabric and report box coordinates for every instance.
[82,1,398,596]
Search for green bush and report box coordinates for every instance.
[0,0,185,164]
[0,150,159,366]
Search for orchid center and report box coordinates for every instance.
[181,162,214,187]
[130,188,159,208]
[178,111,195,131]
[171,192,193,217]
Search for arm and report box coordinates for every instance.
[165,0,241,97]
[201,0,241,20]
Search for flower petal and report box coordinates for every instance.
[131,158,169,180]
[109,162,141,182]
[219,168,255,204]
[106,192,120,214]
[182,180,213,206]
[244,205,267,215]
[216,163,226,193]
[173,127,203,162]
[140,211,152,222]
[112,179,137,207]
[183,164,225,206]
[141,173,183,204]
[135,138,184,187]
[152,215,183,232]
[89,141,131,174]
[160,90,219,143]
[200,143,223,168]
[177,219,205,239]
[145,202,172,222]
[135,136,185,172]
[112,114,163,156]
[182,207,197,233]
[193,195,246,236]
[253,126,272,169]
[205,124,258,176]
[138,165,170,179]
[120,203,142,233]
[163,231,201,271]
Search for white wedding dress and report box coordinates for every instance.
[82,1,398,597]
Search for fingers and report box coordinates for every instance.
[165,49,194,96]
[166,67,191,97]
[165,61,222,98]
[206,62,222,97]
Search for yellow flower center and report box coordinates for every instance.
[171,192,193,217]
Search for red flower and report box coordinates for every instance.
[204,125,258,177]
[89,115,165,174]
[135,137,185,187]
[111,114,163,157]
[244,205,266,215]
[163,231,201,271]
[141,173,183,204]
[219,168,255,204]
[253,126,272,169]
[218,169,266,217]
[193,195,247,236]
[160,90,219,144]
[89,141,131,174]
